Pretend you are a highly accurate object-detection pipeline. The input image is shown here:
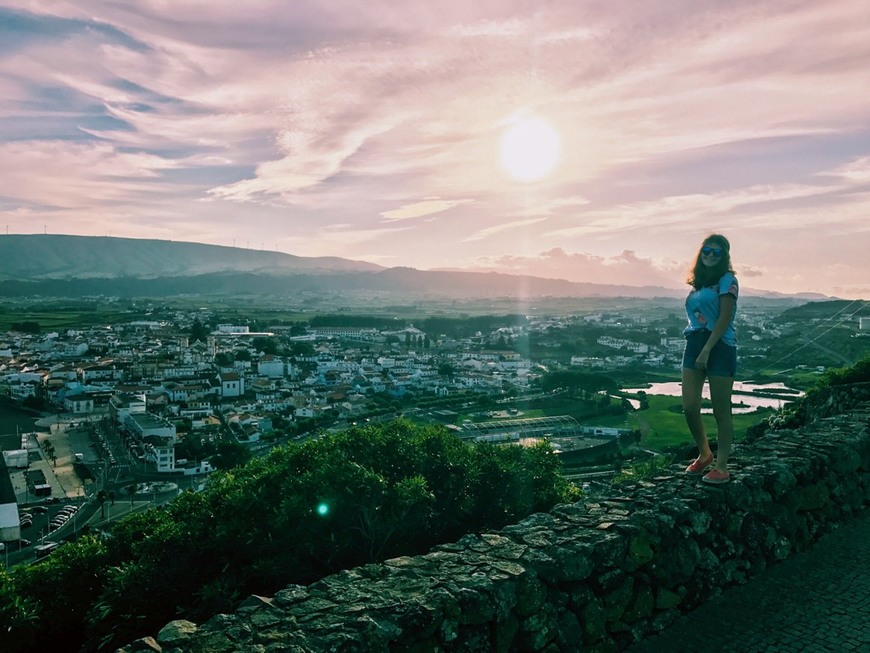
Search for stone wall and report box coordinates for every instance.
[794,381,870,423]
[120,401,870,653]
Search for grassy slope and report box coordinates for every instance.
[592,394,775,450]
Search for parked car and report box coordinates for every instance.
[32,506,49,514]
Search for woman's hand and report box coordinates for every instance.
[695,349,710,370]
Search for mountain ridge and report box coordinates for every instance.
[0,234,383,279]
[0,234,829,300]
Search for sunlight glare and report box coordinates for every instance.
[499,116,561,182]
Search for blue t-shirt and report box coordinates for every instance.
[683,272,739,346]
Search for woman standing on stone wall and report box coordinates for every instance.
[682,233,739,484]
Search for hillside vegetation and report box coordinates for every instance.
[0,421,577,653]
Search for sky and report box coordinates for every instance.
[1,1,869,299]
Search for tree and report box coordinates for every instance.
[97,490,107,518]
[6,536,109,652]
[288,341,315,357]
[540,370,619,397]
[11,321,40,334]
[189,318,209,344]
[210,440,252,470]
[22,396,45,410]
[253,337,278,355]
[636,390,649,410]
[0,569,40,652]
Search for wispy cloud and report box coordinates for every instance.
[471,247,682,288]
[0,1,868,297]
[381,197,474,221]
[464,217,548,242]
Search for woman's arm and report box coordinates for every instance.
[695,293,736,369]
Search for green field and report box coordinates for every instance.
[452,391,772,455]
[590,394,773,451]
[0,304,135,331]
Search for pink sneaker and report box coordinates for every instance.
[702,469,730,484]
[685,454,713,475]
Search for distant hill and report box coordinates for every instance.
[0,234,382,279]
[0,234,829,301]
[777,299,870,320]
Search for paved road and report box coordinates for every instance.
[625,509,870,653]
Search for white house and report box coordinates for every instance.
[109,392,147,424]
[257,356,284,379]
[217,371,244,398]
[123,412,178,473]
[64,393,95,415]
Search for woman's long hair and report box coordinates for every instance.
[687,234,734,290]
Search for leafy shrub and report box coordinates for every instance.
[1,420,577,653]
[812,351,870,390]
[611,454,674,484]
[762,353,870,432]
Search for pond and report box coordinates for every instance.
[622,381,804,414]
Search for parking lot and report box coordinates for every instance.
[16,499,85,547]
[4,413,185,566]
[3,416,99,560]
[7,417,94,503]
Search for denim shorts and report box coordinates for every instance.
[682,329,737,377]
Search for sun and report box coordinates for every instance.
[499,115,561,182]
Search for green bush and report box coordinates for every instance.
[611,454,674,485]
[764,353,870,432]
[1,420,577,653]
[813,351,870,390]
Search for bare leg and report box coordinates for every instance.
[682,367,711,459]
[708,375,734,471]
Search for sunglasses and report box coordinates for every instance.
[701,246,724,257]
